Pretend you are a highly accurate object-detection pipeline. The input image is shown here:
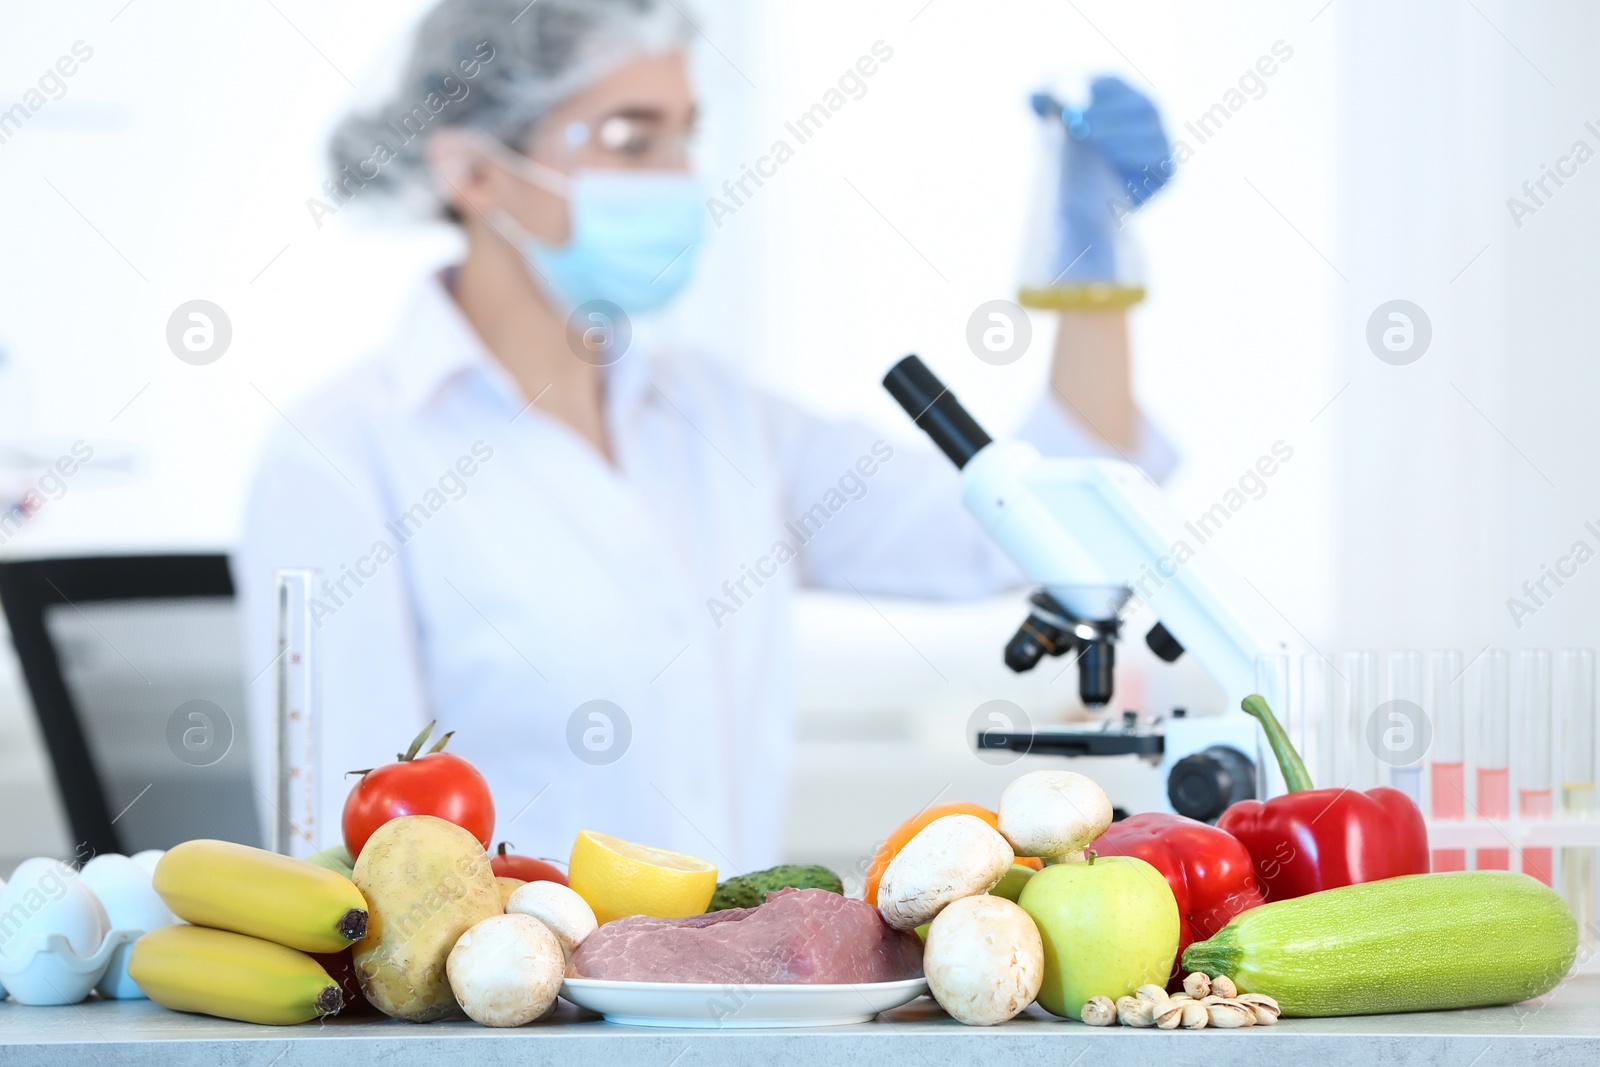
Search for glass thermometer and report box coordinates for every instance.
[273,568,321,859]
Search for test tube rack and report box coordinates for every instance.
[1275,647,1600,969]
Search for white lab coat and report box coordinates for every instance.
[234,274,1175,871]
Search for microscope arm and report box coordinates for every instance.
[885,355,1281,711]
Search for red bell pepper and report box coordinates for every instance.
[1217,694,1429,902]
[1093,812,1266,986]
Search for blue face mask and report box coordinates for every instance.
[496,157,705,316]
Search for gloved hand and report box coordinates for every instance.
[1077,76,1172,208]
[1033,76,1170,293]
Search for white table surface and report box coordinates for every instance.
[3,978,1598,1067]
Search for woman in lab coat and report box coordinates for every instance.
[236,0,1176,871]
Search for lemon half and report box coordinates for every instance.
[568,830,717,925]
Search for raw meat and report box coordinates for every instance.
[569,888,924,984]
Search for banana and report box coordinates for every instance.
[153,839,368,953]
[129,925,343,1025]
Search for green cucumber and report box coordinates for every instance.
[1182,870,1577,1016]
[708,864,844,911]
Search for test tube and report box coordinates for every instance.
[1344,650,1380,791]
[273,569,321,859]
[1475,650,1512,870]
[1387,650,1426,806]
[1560,649,1595,948]
[1428,650,1466,871]
[1255,653,1291,799]
[1517,649,1554,885]
[1303,654,1336,789]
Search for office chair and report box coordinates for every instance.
[0,555,261,857]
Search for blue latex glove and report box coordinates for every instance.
[1078,76,1172,208]
[1037,77,1171,284]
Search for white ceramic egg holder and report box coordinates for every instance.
[0,929,141,1005]
[0,850,174,1006]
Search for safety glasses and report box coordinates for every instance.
[530,108,697,171]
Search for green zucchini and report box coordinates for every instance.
[1182,871,1576,1016]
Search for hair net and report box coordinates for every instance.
[327,0,691,213]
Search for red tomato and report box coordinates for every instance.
[489,843,568,886]
[341,722,495,859]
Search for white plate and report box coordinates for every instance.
[559,976,929,1028]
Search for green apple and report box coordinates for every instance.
[305,844,355,880]
[1017,854,1178,1020]
[987,863,1036,903]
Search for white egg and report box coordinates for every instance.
[79,855,176,934]
[129,850,165,877]
[0,858,108,958]
[80,854,175,1000]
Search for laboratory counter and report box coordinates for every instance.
[4,979,1599,1067]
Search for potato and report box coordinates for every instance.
[352,815,502,1021]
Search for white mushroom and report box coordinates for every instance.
[923,895,1044,1026]
[446,913,564,1027]
[997,770,1113,862]
[505,881,598,961]
[877,814,1013,931]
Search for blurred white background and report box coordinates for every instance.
[2,0,1596,875]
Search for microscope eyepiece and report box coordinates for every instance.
[882,355,992,469]
[882,355,1129,711]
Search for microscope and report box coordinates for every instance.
[883,356,1286,821]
